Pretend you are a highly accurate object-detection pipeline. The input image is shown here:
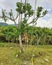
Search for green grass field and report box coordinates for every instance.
[0,43,52,65]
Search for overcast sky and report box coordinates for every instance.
[0,0,52,28]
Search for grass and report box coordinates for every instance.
[0,43,52,65]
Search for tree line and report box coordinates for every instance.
[0,25,52,45]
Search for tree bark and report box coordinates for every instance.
[19,34,24,52]
[37,37,41,45]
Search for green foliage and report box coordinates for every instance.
[2,9,7,22]
[37,7,43,12]
[9,9,13,18]
[0,26,52,45]
[16,2,34,16]
[16,2,23,14]
[0,26,18,42]
[36,7,47,17]
[42,10,48,16]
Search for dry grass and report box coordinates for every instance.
[0,43,52,65]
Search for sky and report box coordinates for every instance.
[0,0,52,28]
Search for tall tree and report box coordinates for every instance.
[0,1,47,52]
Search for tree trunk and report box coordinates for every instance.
[37,37,41,45]
[19,34,24,52]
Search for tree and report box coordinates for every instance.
[0,2,47,52]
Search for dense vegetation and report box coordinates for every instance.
[0,25,52,45]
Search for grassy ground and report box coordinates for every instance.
[0,43,52,65]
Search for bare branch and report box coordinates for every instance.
[27,17,38,25]
[26,15,44,25]
[15,14,19,20]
